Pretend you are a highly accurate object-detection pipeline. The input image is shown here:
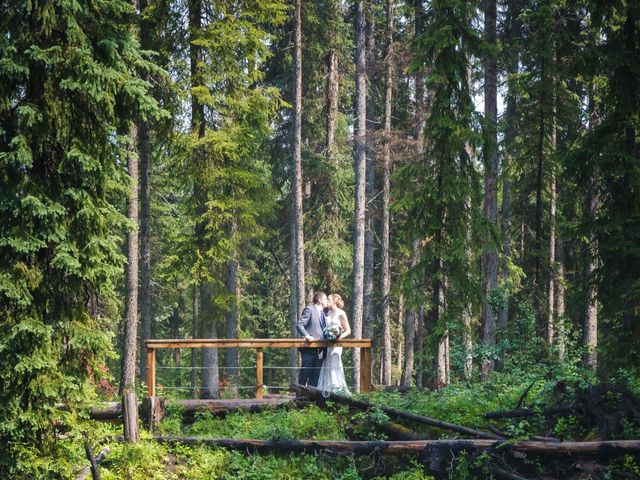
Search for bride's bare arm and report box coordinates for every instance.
[339,313,351,339]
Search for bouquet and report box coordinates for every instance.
[323,322,343,341]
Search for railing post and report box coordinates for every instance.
[147,347,156,397]
[256,347,264,399]
[360,346,372,393]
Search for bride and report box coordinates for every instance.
[318,293,351,394]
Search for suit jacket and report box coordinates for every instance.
[297,304,325,340]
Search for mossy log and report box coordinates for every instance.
[85,397,292,422]
[148,436,640,457]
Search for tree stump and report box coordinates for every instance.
[142,396,165,431]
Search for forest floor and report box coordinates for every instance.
[70,367,640,480]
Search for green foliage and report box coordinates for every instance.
[188,405,345,441]
[0,0,162,475]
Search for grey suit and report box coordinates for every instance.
[297,304,326,387]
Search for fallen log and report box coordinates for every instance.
[292,384,503,440]
[86,397,292,421]
[483,407,573,420]
[76,447,110,480]
[147,436,640,457]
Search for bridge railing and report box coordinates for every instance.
[145,338,373,398]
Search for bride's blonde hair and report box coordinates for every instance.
[329,293,344,309]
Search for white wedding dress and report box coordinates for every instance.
[317,309,350,395]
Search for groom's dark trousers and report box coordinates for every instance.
[299,348,323,387]
[297,304,327,387]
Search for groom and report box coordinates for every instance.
[297,291,328,387]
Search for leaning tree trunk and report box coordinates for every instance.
[352,0,367,392]
[481,0,498,378]
[120,122,140,442]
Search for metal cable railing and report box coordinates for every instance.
[146,338,371,398]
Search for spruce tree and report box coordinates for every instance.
[0,0,161,474]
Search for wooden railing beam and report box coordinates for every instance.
[145,339,372,349]
[146,348,156,397]
[256,348,264,400]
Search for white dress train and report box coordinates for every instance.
[317,309,350,395]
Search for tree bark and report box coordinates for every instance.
[547,161,557,347]
[363,6,376,375]
[326,2,339,167]
[151,436,640,457]
[137,0,152,384]
[481,0,498,378]
[401,241,419,386]
[225,219,239,396]
[583,88,600,372]
[380,0,394,386]
[200,281,220,399]
[290,0,306,383]
[379,43,394,386]
[396,294,404,381]
[352,0,367,392]
[120,121,140,442]
[533,60,545,339]
[191,286,199,398]
[555,238,566,360]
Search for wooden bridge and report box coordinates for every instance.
[145,338,373,398]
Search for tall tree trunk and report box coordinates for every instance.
[401,240,419,386]
[352,0,367,391]
[138,118,152,382]
[170,307,182,387]
[433,269,447,387]
[481,0,498,378]
[200,281,220,399]
[533,59,546,340]
[555,238,566,360]
[415,304,425,388]
[326,6,339,167]
[380,0,394,386]
[547,160,557,347]
[583,89,600,371]
[396,294,404,383]
[191,286,199,398]
[290,0,306,383]
[401,0,425,389]
[188,0,219,399]
[138,0,153,384]
[499,0,521,332]
[225,235,239,396]
[121,123,140,442]
[363,6,376,373]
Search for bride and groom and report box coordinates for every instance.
[297,291,351,394]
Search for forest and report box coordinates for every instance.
[2,0,640,478]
